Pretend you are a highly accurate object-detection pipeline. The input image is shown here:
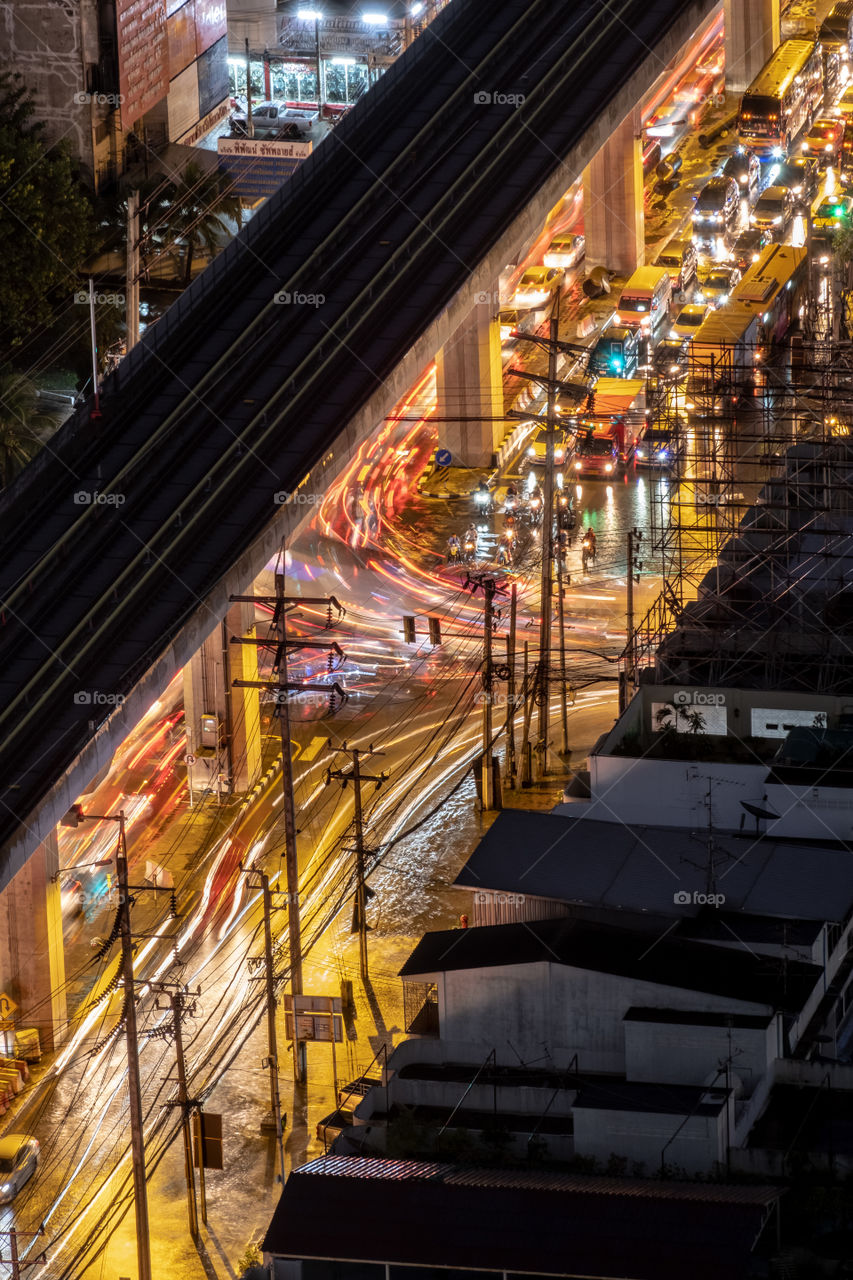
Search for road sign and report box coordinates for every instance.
[284,994,342,1015]
[0,992,18,1019]
[185,753,197,765]
[285,1011,343,1042]
[435,448,452,466]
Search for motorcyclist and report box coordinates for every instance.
[447,533,461,562]
[582,527,596,561]
[504,483,519,513]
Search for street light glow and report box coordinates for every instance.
[332,56,356,65]
[363,11,389,22]
[298,8,323,18]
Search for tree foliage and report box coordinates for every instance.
[0,74,94,359]
[0,365,58,487]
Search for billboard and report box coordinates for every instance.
[117,0,169,128]
[217,136,312,200]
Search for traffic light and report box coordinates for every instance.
[402,616,416,643]
[428,616,442,646]
[61,804,85,827]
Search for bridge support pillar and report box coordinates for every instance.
[725,0,780,94]
[0,832,67,1053]
[184,601,262,796]
[435,291,504,468]
[582,109,644,277]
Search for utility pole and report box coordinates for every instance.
[555,554,570,757]
[152,983,200,1239]
[624,527,643,711]
[126,190,140,352]
[116,814,153,1280]
[536,301,560,776]
[242,867,287,1186]
[325,744,388,979]
[0,1228,49,1277]
[230,578,347,1084]
[481,574,499,810]
[87,276,101,418]
[245,39,254,137]
[504,584,517,787]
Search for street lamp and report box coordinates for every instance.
[298,9,324,114]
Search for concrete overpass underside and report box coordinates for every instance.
[0,0,726,892]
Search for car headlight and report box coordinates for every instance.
[739,174,747,184]
[636,448,645,458]
[574,461,583,470]
[0,1184,11,1197]
[604,463,613,472]
[826,143,834,151]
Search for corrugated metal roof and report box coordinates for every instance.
[295,1156,781,1205]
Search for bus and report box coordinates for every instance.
[738,39,824,156]
[730,242,808,341]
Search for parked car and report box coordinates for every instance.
[670,303,710,339]
[696,264,742,307]
[812,193,853,229]
[767,155,819,202]
[543,232,585,270]
[513,265,564,307]
[230,101,316,139]
[0,1135,39,1205]
[750,185,794,234]
[691,176,740,239]
[722,147,761,195]
[801,115,845,166]
[730,227,769,272]
[588,324,641,377]
[654,238,698,292]
[642,137,663,176]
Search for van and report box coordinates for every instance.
[654,238,698,292]
[615,265,673,334]
[691,176,739,241]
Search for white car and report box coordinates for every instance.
[543,233,585,270]
[0,1135,39,1205]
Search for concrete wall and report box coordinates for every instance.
[436,961,773,1073]
[573,1100,730,1175]
[624,1015,778,1097]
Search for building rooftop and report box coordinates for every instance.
[454,810,853,923]
[263,1157,782,1279]
[573,1080,730,1117]
[400,916,819,1012]
[624,1006,774,1029]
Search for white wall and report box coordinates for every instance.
[437,962,773,1073]
[573,1102,728,1175]
[624,1016,777,1096]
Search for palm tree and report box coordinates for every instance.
[0,366,57,487]
[158,162,242,287]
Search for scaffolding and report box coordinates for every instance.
[633,328,853,695]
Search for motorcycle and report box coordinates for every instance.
[473,485,494,515]
[581,533,596,572]
[447,539,461,564]
[526,493,543,527]
[463,535,478,564]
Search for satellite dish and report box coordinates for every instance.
[741,801,781,822]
